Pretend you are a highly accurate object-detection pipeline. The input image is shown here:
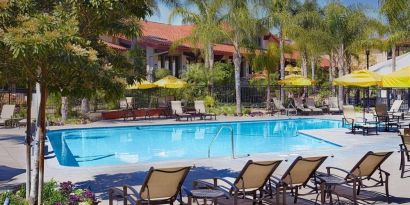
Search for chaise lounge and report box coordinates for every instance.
[324,151,393,204]
[269,156,328,205]
[0,104,16,127]
[108,166,191,205]
[193,160,282,205]
[400,128,410,178]
[194,100,217,120]
[171,101,194,121]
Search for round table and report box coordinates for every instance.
[189,189,226,205]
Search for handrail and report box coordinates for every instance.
[208,126,235,159]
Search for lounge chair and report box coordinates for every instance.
[375,104,398,131]
[194,160,282,205]
[171,101,194,121]
[399,128,410,178]
[108,166,191,205]
[272,98,297,116]
[388,99,403,115]
[325,151,393,204]
[328,97,342,114]
[306,98,323,115]
[194,101,216,120]
[294,98,312,115]
[0,104,16,127]
[269,156,328,204]
[342,105,379,135]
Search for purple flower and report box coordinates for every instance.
[69,194,80,203]
[60,181,74,196]
[53,202,63,205]
[82,190,94,199]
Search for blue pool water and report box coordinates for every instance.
[48,119,343,167]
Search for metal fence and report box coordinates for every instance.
[7,85,410,114]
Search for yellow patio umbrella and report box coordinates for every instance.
[381,67,410,88]
[154,75,187,89]
[278,74,315,86]
[333,70,382,87]
[126,80,158,89]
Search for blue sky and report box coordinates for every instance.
[148,0,380,24]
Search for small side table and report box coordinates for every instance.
[188,189,226,205]
[316,174,346,205]
[362,121,379,135]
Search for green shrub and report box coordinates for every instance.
[0,192,27,205]
[209,104,249,115]
[203,95,215,107]
[243,107,251,115]
[154,68,171,79]
[42,180,66,205]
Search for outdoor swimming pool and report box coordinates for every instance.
[48,119,343,167]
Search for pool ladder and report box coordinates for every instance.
[208,126,235,159]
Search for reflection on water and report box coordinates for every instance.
[48,119,342,167]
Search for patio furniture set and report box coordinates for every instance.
[271,97,342,116]
[108,151,394,205]
[121,99,217,121]
[343,100,410,135]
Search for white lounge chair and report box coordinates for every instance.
[0,104,16,127]
[171,101,193,121]
[272,97,297,115]
[328,97,342,114]
[306,98,323,115]
[294,98,312,115]
[194,100,216,120]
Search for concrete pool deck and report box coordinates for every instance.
[1,115,409,204]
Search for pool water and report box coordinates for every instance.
[48,119,343,167]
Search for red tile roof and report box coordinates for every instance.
[103,41,128,51]
[107,21,330,67]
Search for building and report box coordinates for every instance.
[101,21,329,82]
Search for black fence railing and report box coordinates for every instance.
[7,85,410,115]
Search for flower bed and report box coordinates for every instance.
[0,180,98,205]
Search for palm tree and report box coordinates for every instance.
[257,0,299,103]
[323,2,373,106]
[252,43,280,109]
[222,0,261,114]
[287,0,323,78]
[169,0,224,91]
[379,0,410,71]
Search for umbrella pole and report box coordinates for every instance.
[362,88,365,120]
[408,88,410,110]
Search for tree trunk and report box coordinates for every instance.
[329,51,334,82]
[233,45,242,114]
[329,51,336,94]
[337,44,345,108]
[61,96,68,123]
[311,56,315,81]
[25,81,32,200]
[279,29,285,103]
[207,44,215,94]
[37,82,48,205]
[301,51,308,77]
[81,98,90,114]
[392,44,396,72]
[29,82,41,205]
[266,70,271,110]
[311,56,316,91]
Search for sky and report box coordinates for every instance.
[147,0,380,25]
